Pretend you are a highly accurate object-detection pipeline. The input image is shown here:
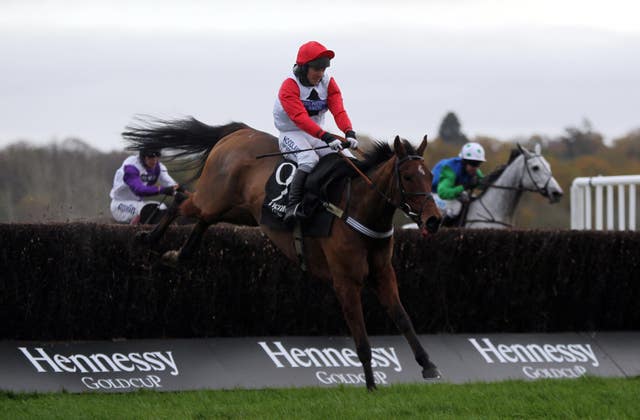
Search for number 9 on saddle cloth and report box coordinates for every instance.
[261,153,352,237]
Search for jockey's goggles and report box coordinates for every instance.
[463,159,482,167]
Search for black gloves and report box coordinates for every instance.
[160,186,176,196]
[321,132,339,144]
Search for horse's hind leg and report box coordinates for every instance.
[333,282,377,391]
[374,267,441,380]
[162,219,209,266]
[137,192,189,246]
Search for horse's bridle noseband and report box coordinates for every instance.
[522,155,554,197]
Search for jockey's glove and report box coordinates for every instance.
[321,132,345,151]
[345,130,358,149]
[160,186,176,196]
[328,139,344,151]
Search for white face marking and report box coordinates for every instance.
[418,166,426,176]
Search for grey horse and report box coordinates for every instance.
[463,143,563,228]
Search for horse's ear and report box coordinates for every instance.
[517,142,531,157]
[534,143,541,155]
[417,134,428,156]
[393,135,407,157]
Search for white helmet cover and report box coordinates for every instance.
[459,142,486,162]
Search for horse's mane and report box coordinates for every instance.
[478,148,522,190]
[355,140,417,175]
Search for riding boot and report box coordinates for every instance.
[283,170,309,223]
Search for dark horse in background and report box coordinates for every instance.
[124,117,442,390]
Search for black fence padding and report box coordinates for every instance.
[1,223,638,340]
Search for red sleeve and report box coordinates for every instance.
[278,78,325,138]
[327,78,353,133]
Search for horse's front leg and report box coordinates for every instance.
[333,281,376,391]
[374,266,441,380]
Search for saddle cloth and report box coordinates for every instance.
[260,153,352,237]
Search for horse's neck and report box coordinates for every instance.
[347,162,396,230]
[467,158,523,226]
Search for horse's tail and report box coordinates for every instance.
[122,116,249,176]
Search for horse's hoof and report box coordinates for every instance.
[422,362,442,380]
[422,366,442,380]
[161,250,180,267]
[366,383,378,392]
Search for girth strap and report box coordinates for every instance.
[322,201,394,239]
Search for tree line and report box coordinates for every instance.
[1,114,639,228]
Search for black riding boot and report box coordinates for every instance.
[283,170,309,223]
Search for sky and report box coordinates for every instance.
[1,0,640,152]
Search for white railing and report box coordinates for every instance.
[571,175,640,230]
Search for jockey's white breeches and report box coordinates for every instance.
[433,194,462,218]
[110,200,167,223]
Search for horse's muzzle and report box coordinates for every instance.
[425,216,440,234]
[549,190,563,203]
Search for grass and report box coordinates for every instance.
[1,376,639,419]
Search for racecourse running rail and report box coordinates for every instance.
[571,175,640,230]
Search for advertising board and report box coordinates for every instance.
[1,332,636,392]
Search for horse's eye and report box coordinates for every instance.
[403,175,412,182]
[532,165,540,171]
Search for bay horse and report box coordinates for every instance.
[463,144,563,228]
[124,117,442,390]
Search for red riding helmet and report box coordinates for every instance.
[296,41,335,66]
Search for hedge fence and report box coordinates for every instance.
[1,223,639,340]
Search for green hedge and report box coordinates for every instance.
[1,223,638,340]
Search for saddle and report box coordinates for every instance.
[441,197,473,228]
[260,153,353,237]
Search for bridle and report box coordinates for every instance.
[484,154,554,197]
[465,153,554,227]
[323,153,436,238]
[393,154,435,228]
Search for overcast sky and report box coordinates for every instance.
[2,0,639,151]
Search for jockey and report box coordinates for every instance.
[431,142,486,219]
[109,147,179,224]
[273,40,358,222]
